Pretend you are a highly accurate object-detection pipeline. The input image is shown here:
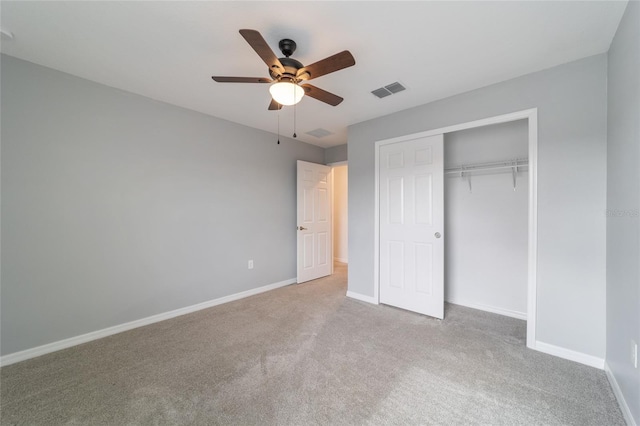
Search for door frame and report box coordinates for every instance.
[374,108,538,349]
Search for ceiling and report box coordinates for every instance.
[0,1,628,148]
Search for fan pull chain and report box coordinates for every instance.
[293,98,297,138]
[277,107,280,145]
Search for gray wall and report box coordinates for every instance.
[324,144,347,164]
[606,0,640,423]
[348,54,607,358]
[444,121,528,317]
[0,55,324,356]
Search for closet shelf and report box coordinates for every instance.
[444,158,528,175]
[444,158,528,192]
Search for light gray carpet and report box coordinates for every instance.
[0,263,625,425]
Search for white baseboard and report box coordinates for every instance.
[446,298,527,320]
[334,257,348,264]
[0,278,296,367]
[605,362,638,426]
[534,341,604,369]
[346,291,378,305]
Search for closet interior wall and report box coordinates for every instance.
[444,120,529,319]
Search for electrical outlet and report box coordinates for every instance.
[248,260,254,270]
[632,340,638,369]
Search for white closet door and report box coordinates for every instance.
[379,135,444,318]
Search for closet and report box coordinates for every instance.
[444,119,528,319]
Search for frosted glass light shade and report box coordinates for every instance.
[269,81,304,106]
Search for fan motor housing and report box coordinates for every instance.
[269,57,304,80]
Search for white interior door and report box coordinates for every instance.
[297,160,332,283]
[379,135,444,318]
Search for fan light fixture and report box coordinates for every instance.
[269,81,304,106]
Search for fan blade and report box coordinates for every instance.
[301,84,344,106]
[297,51,355,81]
[211,76,271,83]
[268,99,283,110]
[239,29,284,75]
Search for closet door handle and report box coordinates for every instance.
[434,232,441,239]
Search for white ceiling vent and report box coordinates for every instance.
[371,82,406,99]
[306,128,333,138]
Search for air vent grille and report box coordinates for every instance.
[306,128,333,138]
[371,81,407,99]
[371,88,392,99]
[385,82,406,94]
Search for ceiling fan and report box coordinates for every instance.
[212,29,355,110]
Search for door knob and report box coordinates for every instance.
[298,226,307,231]
[434,232,441,238]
